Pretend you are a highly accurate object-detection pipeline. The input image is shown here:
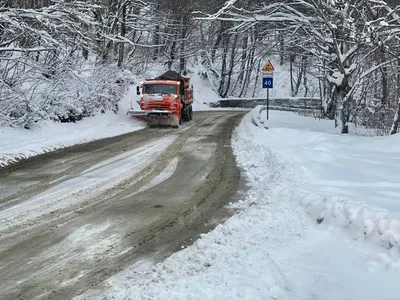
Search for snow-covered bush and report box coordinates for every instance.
[0,1,139,129]
[0,55,134,128]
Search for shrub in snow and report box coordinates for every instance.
[0,59,134,128]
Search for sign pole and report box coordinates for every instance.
[267,88,269,120]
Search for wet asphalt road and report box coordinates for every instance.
[0,111,246,300]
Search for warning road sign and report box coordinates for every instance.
[262,60,275,72]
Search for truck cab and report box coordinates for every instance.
[137,80,181,113]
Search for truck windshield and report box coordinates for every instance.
[143,84,177,95]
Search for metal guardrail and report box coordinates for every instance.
[211,97,322,110]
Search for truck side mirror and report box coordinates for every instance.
[136,86,140,95]
[180,86,184,95]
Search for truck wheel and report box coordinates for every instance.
[187,106,191,121]
[182,107,189,122]
[181,108,185,122]
[189,105,193,121]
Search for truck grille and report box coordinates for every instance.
[147,103,170,110]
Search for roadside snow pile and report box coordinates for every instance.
[79,216,295,299]
[251,105,269,128]
[0,87,144,167]
[252,108,400,266]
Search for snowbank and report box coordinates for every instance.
[232,113,400,298]
[252,108,400,265]
[0,87,145,167]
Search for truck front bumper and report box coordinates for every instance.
[127,109,171,117]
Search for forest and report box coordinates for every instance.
[0,0,400,135]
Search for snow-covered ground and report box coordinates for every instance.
[76,108,400,300]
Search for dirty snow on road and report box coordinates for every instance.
[0,135,176,232]
[76,109,400,300]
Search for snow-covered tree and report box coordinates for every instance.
[203,0,400,134]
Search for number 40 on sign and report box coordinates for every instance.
[262,77,273,89]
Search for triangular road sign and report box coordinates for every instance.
[262,60,275,72]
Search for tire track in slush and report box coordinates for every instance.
[0,117,207,237]
[0,112,246,300]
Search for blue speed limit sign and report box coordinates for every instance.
[262,77,273,89]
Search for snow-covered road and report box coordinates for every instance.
[0,111,245,299]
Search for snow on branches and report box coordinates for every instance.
[203,0,400,134]
[0,0,142,128]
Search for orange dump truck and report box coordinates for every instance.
[127,71,194,128]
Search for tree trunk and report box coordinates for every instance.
[212,21,226,63]
[252,59,261,97]
[336,78,351,134]
[222,34,238,98]
[218,31,229,97]
[294,56,305,96]
[303,56,308,97]
[390,98,400,135]
[279,33,284,66]
[167,39,176,70]
[82,45,88,60]
[339,105,349,134]
[238,35,248,84]
[179,16,188,73]
[239,37,255,98]
[238,32,254,98]
[117,2,126,68]
[380,44,388,106]
[153,25,160,60]
[102,41,113,62]
[397,59,400,102]
[290,54,295,96]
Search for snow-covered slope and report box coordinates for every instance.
[77,109,400,300]
[190,72,220,110]
[251,108,400,265]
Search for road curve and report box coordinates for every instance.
[0,111,246,300]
